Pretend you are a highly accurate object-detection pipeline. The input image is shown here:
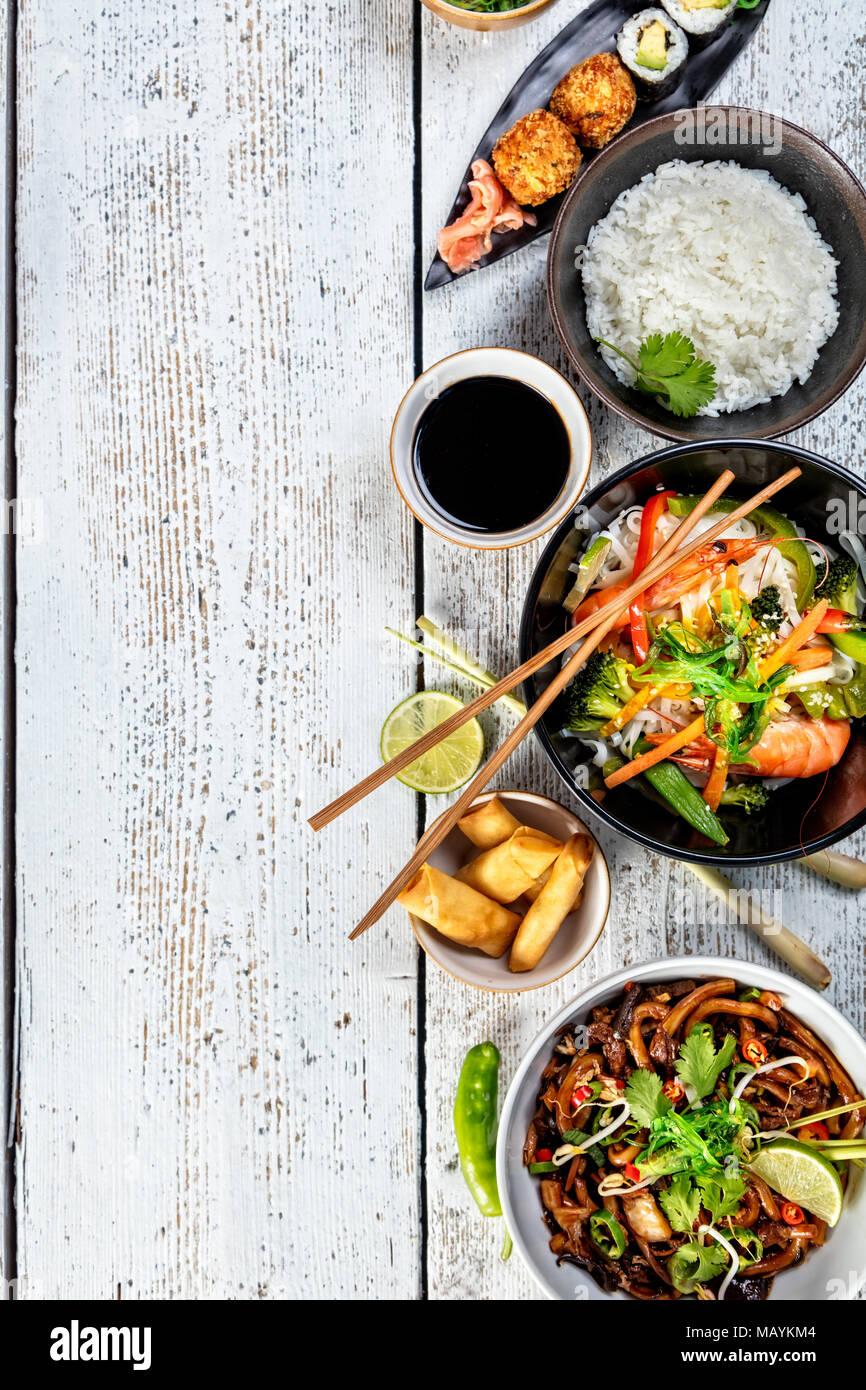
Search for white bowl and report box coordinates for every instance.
[497,956,866,1300]
[390,348,592,549]
[408,790,610,992]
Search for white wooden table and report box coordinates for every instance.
[3,0,864,1300]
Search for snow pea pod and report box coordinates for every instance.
[603,747,728,847]
[454,1042,502,1218]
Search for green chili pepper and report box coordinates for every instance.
[589,1210,627,1259]
[454,1042,502,1218]
[605,747,728,846]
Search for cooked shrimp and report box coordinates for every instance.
[648,715,850,779]
[642,538,777,611]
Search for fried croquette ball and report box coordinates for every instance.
[550,53,636,150]
[492,109,581,207]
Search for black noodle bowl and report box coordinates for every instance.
[519,439,866,864]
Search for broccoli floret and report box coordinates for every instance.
[749,585,784,634]
[719,783,770,815]
[817,556,859,614]
[563,651,635,732]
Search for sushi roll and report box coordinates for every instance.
[660,0,736,51]
[616,9,689,100]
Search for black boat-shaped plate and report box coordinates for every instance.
[425,0,771,291]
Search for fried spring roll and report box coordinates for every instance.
[523,867,552,904]
[457,795,522,851]
[509,834,594,973]
[455,827,563,904]
[398,863,520,958]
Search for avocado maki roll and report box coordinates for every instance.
[661,0,736,50]
[616,9,688,100]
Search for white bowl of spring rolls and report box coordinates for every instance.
[400,790,610,992]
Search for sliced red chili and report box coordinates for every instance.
[572,1085,592,1107]
[628,490,675,664]
[615,1078,626,1091]
[535,1148,552,1162]
[781,1202,804,1226]
[662,1080,684,1104]
[797,1121,829,1143]
[743,1039,768,1066]
[624,1162,641,1182]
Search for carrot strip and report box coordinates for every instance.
[600,681,692,737]
[784,646,834,673]
[604,713,707,788]
[703,746,729,812]
[759,601,829,681]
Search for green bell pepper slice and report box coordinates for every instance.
[603,748,728,846]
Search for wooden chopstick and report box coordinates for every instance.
[312,465,798,834]
[349,467,805,940]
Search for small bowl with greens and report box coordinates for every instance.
[497,956,866,1301]
[421,0,560,33]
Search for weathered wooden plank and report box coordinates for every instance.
[14,0,419,1299]
[0,0,10,1298]
[419,0,866,1299]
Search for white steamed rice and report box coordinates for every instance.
[582,160,840,415]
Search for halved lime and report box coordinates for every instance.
[749,1137,844,1226]
[380,691,484,795]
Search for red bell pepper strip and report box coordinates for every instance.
[629,491,676,663]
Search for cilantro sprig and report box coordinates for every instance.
[625,1068,671,1129]
[597,331,717,418]
[676,1026,738,1101]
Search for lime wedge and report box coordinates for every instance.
[749,1137,844,1226]
[380,691,484,795]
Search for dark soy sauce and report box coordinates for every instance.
[412,376,570,533]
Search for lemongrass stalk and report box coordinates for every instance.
[416,617,528,717]
[780,1098,866,1130]
[387,620,527,717]
[797,848,866,890]
[386,628,487,686]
